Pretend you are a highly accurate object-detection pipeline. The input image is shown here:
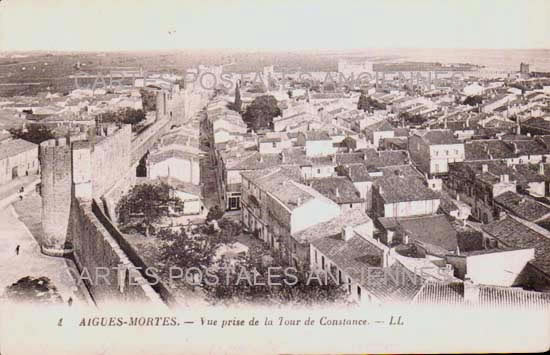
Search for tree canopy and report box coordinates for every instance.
[206,205,225,222]
[399,112,427,126]
[97,108,146,130]
[357,92,369,111]
[4,276,63,304]
[228,83,242,113]
[9,124,55,144]
[242,95,281,131]
[202,255,348,306]
[140,89,157,112]
[157,227,221,270]
[463,95,483,106]
[149,217,348,306]
[358,93,386,112]
[234,83,242,112]
[116,182,183,236]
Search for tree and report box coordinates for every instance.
[9,124,55,144]
[4,276,63,304]
[242,95,281,131]
[98,108,146,130]
[206,205,225,222]
[140,89,157,112]
[463,95,483,106]
[202,257,348,306]
[157,227,221,270]
[357,92,369,111]
[228,83,242,113]
[116,182,183,236]
[358,93,386,112]
[400,112,426,126]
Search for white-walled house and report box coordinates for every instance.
[446,248,535,287]
[147,150,200,185]
[296,131,336,157]
[0,139,39,185]
[372,170,440,218]
[240,166,342,266]
[310,234,426,304]
[159,177,203,215]
[408,129,465,176]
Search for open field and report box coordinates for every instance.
[0,50,345,96]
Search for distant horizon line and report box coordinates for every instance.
[1,47,550,54]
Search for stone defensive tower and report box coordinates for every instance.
[38,86,193,259]
[39,137,74,256]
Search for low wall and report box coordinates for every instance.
[70,198,167,306]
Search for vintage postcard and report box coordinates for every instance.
[0,0,549,354]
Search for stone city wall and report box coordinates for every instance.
[70,198,167,306]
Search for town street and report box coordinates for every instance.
[0,204,87,305]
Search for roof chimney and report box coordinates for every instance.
[481,164,488,173]
[382,249,391,267]
[539,163,545,176]
[363,152,368,161]
[335,187,340,197]
[280,152,286,163]
[341,226,354,242]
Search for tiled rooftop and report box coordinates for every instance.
[414,282,550,309]
[482,215,550,275]
[295,209,372,243]
[242,166,335,210]
[363,119,395,133]
[303,130,331,141]
[416,129,460,145]
[494,191,550,222]
[307,176,363,204]
[148,149,199,164]
[378,214,458,254]
[374,169,439,204]
[355,149,410,167]
[0,139,38,160]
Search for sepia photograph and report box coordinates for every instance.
[0,0,549,354]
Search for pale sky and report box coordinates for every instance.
[0,0,548,51]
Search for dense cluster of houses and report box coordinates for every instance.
[0,72,208,217]
[205,62,550,307]
[2,60,550,308]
